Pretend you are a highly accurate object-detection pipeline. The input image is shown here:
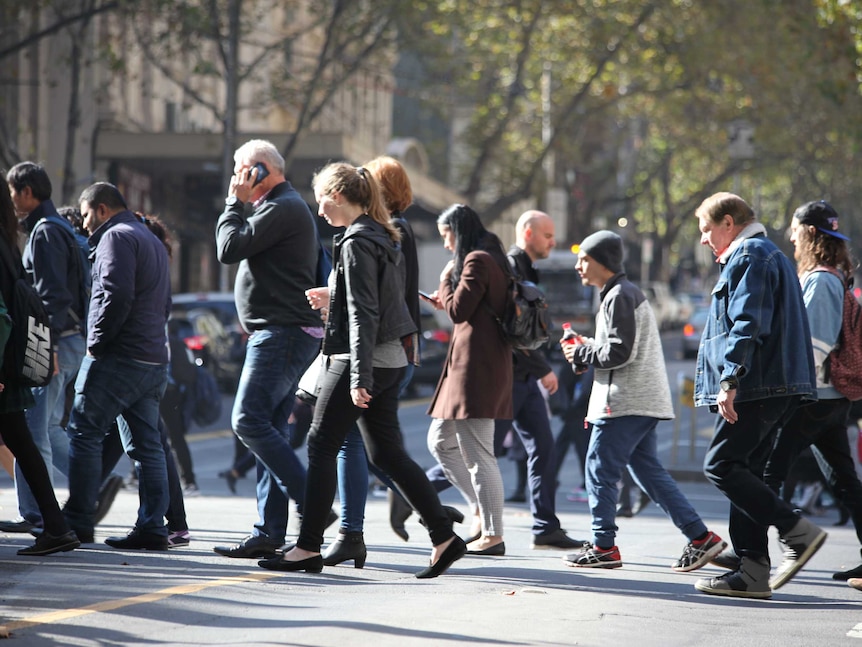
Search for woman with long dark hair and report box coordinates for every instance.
[0,181,79,556]
[426,204,513,556]
[258,162,466,578]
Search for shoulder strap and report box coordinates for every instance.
[811,265,848,288]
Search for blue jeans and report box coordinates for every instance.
[493,377,560,535]
[66,354,169,536]
[587,415,707,549]
[334,364,412,532]
[704,396,802,561]
[17,333,85,524]
[231,326,320,545]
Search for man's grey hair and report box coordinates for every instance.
[234,139,285,175]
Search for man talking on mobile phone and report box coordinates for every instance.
[213,139,334,560]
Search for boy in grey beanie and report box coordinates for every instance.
[560,230,726,573]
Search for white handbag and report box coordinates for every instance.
[296,352,327,405]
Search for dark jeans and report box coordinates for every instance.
[298,359,453,552]
[231,326,320,545]
[704,396,803,561]
[66,354,169,537]
[102,418,187,531]
[493,377,560,535]
[764,397,862,547]
[0,411,67,535]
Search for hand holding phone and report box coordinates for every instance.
[251,162,270,187]
[418,290,434,302]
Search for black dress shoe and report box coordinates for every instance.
[505,491,527,503]
[105,529,168,551]
[17,530,81,556]
[388,490,412,542]
[33,526,94,543]
[415,536,467,579]
[94,474,124,524]
[258,549,324,573]
[531,529,586,550]
[466,541,506,556]
[214,535,281,558]
[322,531,367,568]
[0,519,39,533]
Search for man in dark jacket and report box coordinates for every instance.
[65,182,172,549]
[496,210,585,550]
[1,163,88,534]
[213,139,326,559]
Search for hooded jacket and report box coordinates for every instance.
[322,215,416,391]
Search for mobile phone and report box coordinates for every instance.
[251,162,270,187]
[418,290,434,302]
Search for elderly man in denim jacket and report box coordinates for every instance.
[692,192,823,600]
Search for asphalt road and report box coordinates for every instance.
[2,333,861,646]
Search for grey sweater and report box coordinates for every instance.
[569,273,674,422]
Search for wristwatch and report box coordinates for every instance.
[225,196,242,208]
[719,377,738,392]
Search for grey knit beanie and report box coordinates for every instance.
[580,230,623,273]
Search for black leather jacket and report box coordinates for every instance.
[323,215,416,390]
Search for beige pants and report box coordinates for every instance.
[427,418,504,536]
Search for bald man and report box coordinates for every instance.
[495,210,585,550]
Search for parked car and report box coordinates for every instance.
[170,292,247,392]
[681,306,710,359]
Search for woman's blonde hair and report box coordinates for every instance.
[312,162,400,242]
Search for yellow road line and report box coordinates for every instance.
[0,571,280,635]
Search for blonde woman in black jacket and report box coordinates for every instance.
[258,162,466,578]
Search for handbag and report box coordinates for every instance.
[296,352,327,405]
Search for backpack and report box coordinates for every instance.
[31,215,91,332]
[485,257,551,351]
[191,364,222,426]
[0,241,54,388]
[815,267,862,401]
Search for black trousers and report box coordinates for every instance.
[0,411,67,534]
[297,359,453,551]
[765,397,862,547]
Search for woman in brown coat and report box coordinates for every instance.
[426,204,513,556]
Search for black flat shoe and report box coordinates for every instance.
[415,536,467,579]
[258,550,323,573]
[466,542,505,556]
[463,531,481,544]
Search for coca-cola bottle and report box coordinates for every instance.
[561,322,578,345]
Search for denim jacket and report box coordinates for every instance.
[694,230,816,406]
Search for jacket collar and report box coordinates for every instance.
[88,209,138,250]
[22,199,58,233]
[717,222,767,264]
